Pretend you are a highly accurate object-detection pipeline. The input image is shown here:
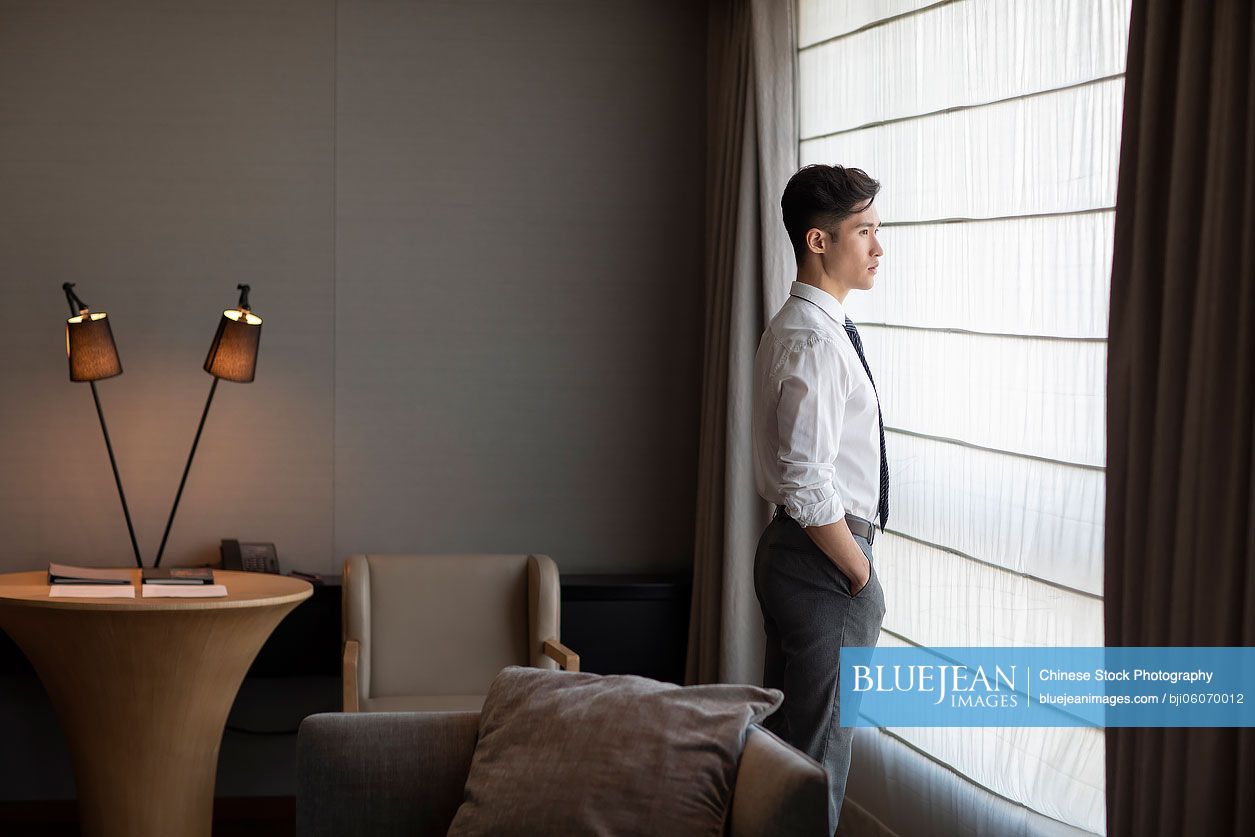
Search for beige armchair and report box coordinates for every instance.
[341,553,578,713]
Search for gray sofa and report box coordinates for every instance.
[296,711,829,836]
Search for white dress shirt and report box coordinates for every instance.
[752,281,883,527]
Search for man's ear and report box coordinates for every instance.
[805,227,828,255]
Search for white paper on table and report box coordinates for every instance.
[141,584,228,598]
[49,585,136,598]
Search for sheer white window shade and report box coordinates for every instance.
[799,0,1132,139]
[798,0,1131,833]
[801,79,1124,221]
[884,433,1104,594]
[862,329,1107,466]
[876,537,1103,648]
[797,0,944,48]
[844,213,1114,338]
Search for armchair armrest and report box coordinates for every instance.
[342,639,360,712]
[541,638,580,672]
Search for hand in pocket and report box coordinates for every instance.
[850,554,872,597]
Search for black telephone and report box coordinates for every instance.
[220,540,281,574]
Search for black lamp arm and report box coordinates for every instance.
[62,283,89,316]
[153,377,219,568]
[236,284,251,311]
[90,382,144,569]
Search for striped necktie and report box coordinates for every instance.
[843,317,889,530]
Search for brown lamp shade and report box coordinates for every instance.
[66,312,122,382]
[204,309,262,382]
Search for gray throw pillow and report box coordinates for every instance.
[446,666,783,836]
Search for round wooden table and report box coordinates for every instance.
[0,570,311,837]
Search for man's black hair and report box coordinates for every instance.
[781,164,881,264]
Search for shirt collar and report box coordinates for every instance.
[789,281,847,326]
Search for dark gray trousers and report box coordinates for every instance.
[754,508,887,834]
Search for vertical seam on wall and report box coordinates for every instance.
[331,0,338,574]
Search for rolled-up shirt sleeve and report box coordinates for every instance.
[773,337,850,527]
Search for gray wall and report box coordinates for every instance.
[0,0,337,577]
[334,0,705,571]
[0,0,705,804]
[0,0,705,578]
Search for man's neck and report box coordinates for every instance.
[795,267,851,305]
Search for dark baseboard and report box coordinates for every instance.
[0,796,295,836]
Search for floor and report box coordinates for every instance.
[0,797,295,836]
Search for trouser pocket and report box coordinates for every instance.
[850,536,874,600]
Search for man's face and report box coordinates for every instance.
[813,202,883,293]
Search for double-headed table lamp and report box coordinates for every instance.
[62,283,262,568]
[63,283,144,568]
[153,284,262,567]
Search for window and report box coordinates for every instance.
[797,0,1132,832]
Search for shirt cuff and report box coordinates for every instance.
[784,491,845,528]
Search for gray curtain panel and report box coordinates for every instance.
[687,0,797,687]
[1106,1,1255,834]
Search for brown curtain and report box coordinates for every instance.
[687,0,796,686]
[1106,1,1255,835]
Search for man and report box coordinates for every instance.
[751,164,889,832]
